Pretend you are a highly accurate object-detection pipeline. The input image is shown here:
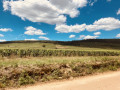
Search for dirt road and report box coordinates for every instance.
[10,71,120,90]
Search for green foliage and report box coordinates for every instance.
[0,49,119,58]
[0,76,7,88]
[42,44,46,48]
[18,73,35,85]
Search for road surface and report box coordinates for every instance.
[10,71,120,90]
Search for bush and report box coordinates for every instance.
[42,45,46,48]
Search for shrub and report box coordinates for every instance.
[42,45,46,48]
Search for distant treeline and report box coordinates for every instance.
[0,39,120,44]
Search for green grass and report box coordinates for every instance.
[0,42,118,51]
[0,56,119,67]
[0,43,56,49]
[0,39,120,50]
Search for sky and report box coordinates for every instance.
[0,0,120,41]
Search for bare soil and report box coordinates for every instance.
[9,70,120,90]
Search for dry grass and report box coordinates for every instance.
[0,56,120,88]
[0,56,119,67]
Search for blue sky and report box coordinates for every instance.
[0,0,120,41]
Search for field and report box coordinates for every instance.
[0,39,120,88]
[0,39,120,50]
[0,42,113,50]
[1,56,120,88]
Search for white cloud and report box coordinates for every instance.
[0,34,4,37]
[78,35,99,40]
[69,35,76,38]
[0,39,6,42]
[3,0,87,25]
[55,17,120,33]
[89,0,97,6]
[3,1,9,11]
[55,24,86,33]
[25,26,37,31]
[86,17,120,31]
[94,32,101,35]
[78,35,85,39]
[24,26,46,35]
[25,39,37,41]
[0,28,12,32]
[39,36,49,40]
[83,35,99,39]
[117,8,120,15]
[116,33,120,38]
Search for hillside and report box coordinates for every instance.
[0,39,120,50]
[0,39,120,88]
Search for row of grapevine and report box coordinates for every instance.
[0,49,119,57]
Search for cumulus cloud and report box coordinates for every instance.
[55,24,86,33]
[117,8,120,15]
[69,35,76,38]
[0,39,6,42]
[78,35,85,39]
[39,36,49,40]
[83,35,99,39]
[78,35,99,40]
[55,17,120,33]
[0,34,4,37]
[3,0,87,25]
[24,26,46,35]
[0,28,12,32]
[116,33,120,38]
[3,0,9,11]
[86,17,120,31]
[25,39,37,41]
[94,32,101,35]
[89,0,97,6]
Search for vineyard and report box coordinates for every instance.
[0,39,120,88]
[0,49,120,57]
